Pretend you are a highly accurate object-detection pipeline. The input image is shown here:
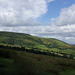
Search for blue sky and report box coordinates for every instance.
[40,0,75,24]
[0,0,75,44]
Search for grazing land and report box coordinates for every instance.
[0,31,75,75]
[0,47,75,75]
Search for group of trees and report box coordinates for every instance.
[0,45,25,51]
[0,45,74,59]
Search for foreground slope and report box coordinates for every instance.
[0,47,75,75]
[0,31,75,75]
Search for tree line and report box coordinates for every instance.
[0,45,74,59]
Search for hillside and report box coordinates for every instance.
[0,31,75,75]
[0,31,75,58]
[0,47,75,75]
[0,31,73,48]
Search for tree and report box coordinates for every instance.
[69,54,73,59]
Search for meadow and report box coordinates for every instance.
[0,31,75,75]
[0,47,75,75]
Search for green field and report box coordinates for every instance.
[0,31,75,58]
[0,47,75,75]
[0,31,75,75]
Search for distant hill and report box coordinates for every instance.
[72,44,75,46]
[0,31,73,48]
[0,31,75,57]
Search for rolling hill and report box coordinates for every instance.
[0,31,73,48]
[0,31,75,75]
[0,46,75,75]
[0,31,75,58]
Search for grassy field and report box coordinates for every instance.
[0,47,75,75]
[0,31,74,48]
[0,31,75,75]
[0,31,75,58]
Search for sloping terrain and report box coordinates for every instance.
[0,31,73,48]
[0,47,75,75]
[0,31,75,58]
[0,31,75,75]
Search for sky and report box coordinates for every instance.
[0,0,75,44]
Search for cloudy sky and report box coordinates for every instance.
[0,0,75,44]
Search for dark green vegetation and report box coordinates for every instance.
[0,47,75,75]
[0,31,75,75]
[0,31,75,58]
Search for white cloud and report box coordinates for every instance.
[0,24,75,44]
[0,0,49,26]
[51,18,56,21]
[66,37,75,40]
[0,0,75,44]
[47,0,55,3]
[55,4,75,26]
[0,24,75,38]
